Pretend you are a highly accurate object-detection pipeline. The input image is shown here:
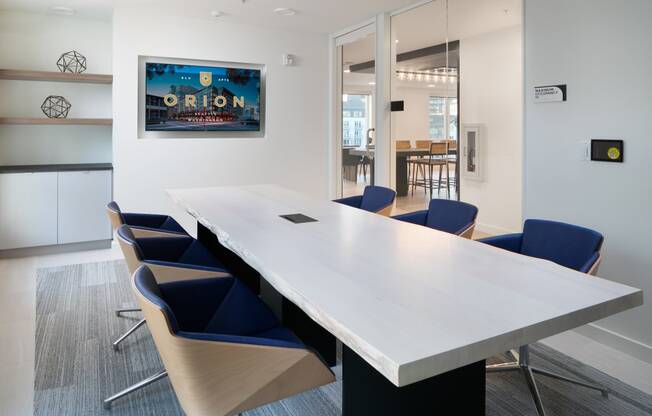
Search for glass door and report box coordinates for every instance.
[390,1,459,215]
[336,26,376,198]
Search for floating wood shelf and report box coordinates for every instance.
[0,117,112,126]
[0,69,112,84]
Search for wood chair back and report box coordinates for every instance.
[396,140,411,150]
[106,205,123,232]
[115,226,143,275]
[588,253,602,276]
[429,141,449,157]
[444,139,458,151]
[415,140,432,149]
[132,267,335,416]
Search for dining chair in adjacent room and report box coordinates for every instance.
[103,265,335,413]
[333,185,396,216]
[396,139,411,150]
[410,140,432,189]
[443,139,458,193]
[411,141,450,197]
[478,219,607,416]
[111,225,230,350]
[392,199,478,238]
[107,201,187,238]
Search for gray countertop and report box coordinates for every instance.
[0,163,113,173]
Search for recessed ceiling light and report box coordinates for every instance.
[395,39,399,43]
[368,81,376,85]
[211,10,224,17]
[274,7,296,16]
[427,84,435,88]
[343,68,351,73]
[50,6,75,15]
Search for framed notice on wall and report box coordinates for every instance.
[534,85,567,103]
[138,56,266,139]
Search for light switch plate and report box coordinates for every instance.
[579,140,590,161]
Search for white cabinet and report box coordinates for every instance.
[0,172,58,250]
[57,170,112,244]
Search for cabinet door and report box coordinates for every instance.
[0,172,58,250]
[58,170,112,244]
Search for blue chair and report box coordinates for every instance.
[112,225,230,350]
[392,199,478,238]
[480,219,606,416]
[107,201,187,238]
[334,185,396,216]
[104,265,335,412]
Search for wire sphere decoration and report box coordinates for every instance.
[56,50,87,73]
[41,95,71,118]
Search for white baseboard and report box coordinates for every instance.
[574,323,652,366]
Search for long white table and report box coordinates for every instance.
[168,185,643,415]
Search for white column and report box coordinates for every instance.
[374,13,392,187]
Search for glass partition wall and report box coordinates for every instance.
[339,29,376,198]
[390,0,459,215]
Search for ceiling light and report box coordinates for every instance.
[211,10,224,17]
[428,84,435,88]
[395,39,399,43]
[368,82,376,86]
[343,68,351,73]
[50,6,75,15]
[274,8,296,16]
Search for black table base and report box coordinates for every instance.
[281,298,338,367]
[198,221,337,366]
[197,222,261,295]
[342,345,486,415]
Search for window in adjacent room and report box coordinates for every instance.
[428,96,458,141]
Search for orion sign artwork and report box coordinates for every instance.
[144,62,262,132]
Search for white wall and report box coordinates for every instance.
[112,7,330,232]
[0,11,112,165]
[525,0,652,358]
[459,25,523,234]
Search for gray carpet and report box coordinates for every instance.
[35,260,652,416]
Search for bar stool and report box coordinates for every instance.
[443,139,458,193]
[411,141,450,198]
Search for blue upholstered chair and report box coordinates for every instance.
[392,199,478,238]
[104,265,335,413]
[334,185,396,216]
[107,201,187,238]
[480,219,606,416]
[112,225,230,350]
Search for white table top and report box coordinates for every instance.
[168,185,643,387]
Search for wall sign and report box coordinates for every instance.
[534,85,567,103]
[138,56,266,139]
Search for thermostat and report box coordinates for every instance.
[591,139,623,163]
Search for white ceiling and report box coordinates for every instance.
[0,0,421,33]
[343,0,521,65]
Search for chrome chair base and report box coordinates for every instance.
[112,318,146,350]
[103,369,168,409]
[487,345,609,416]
